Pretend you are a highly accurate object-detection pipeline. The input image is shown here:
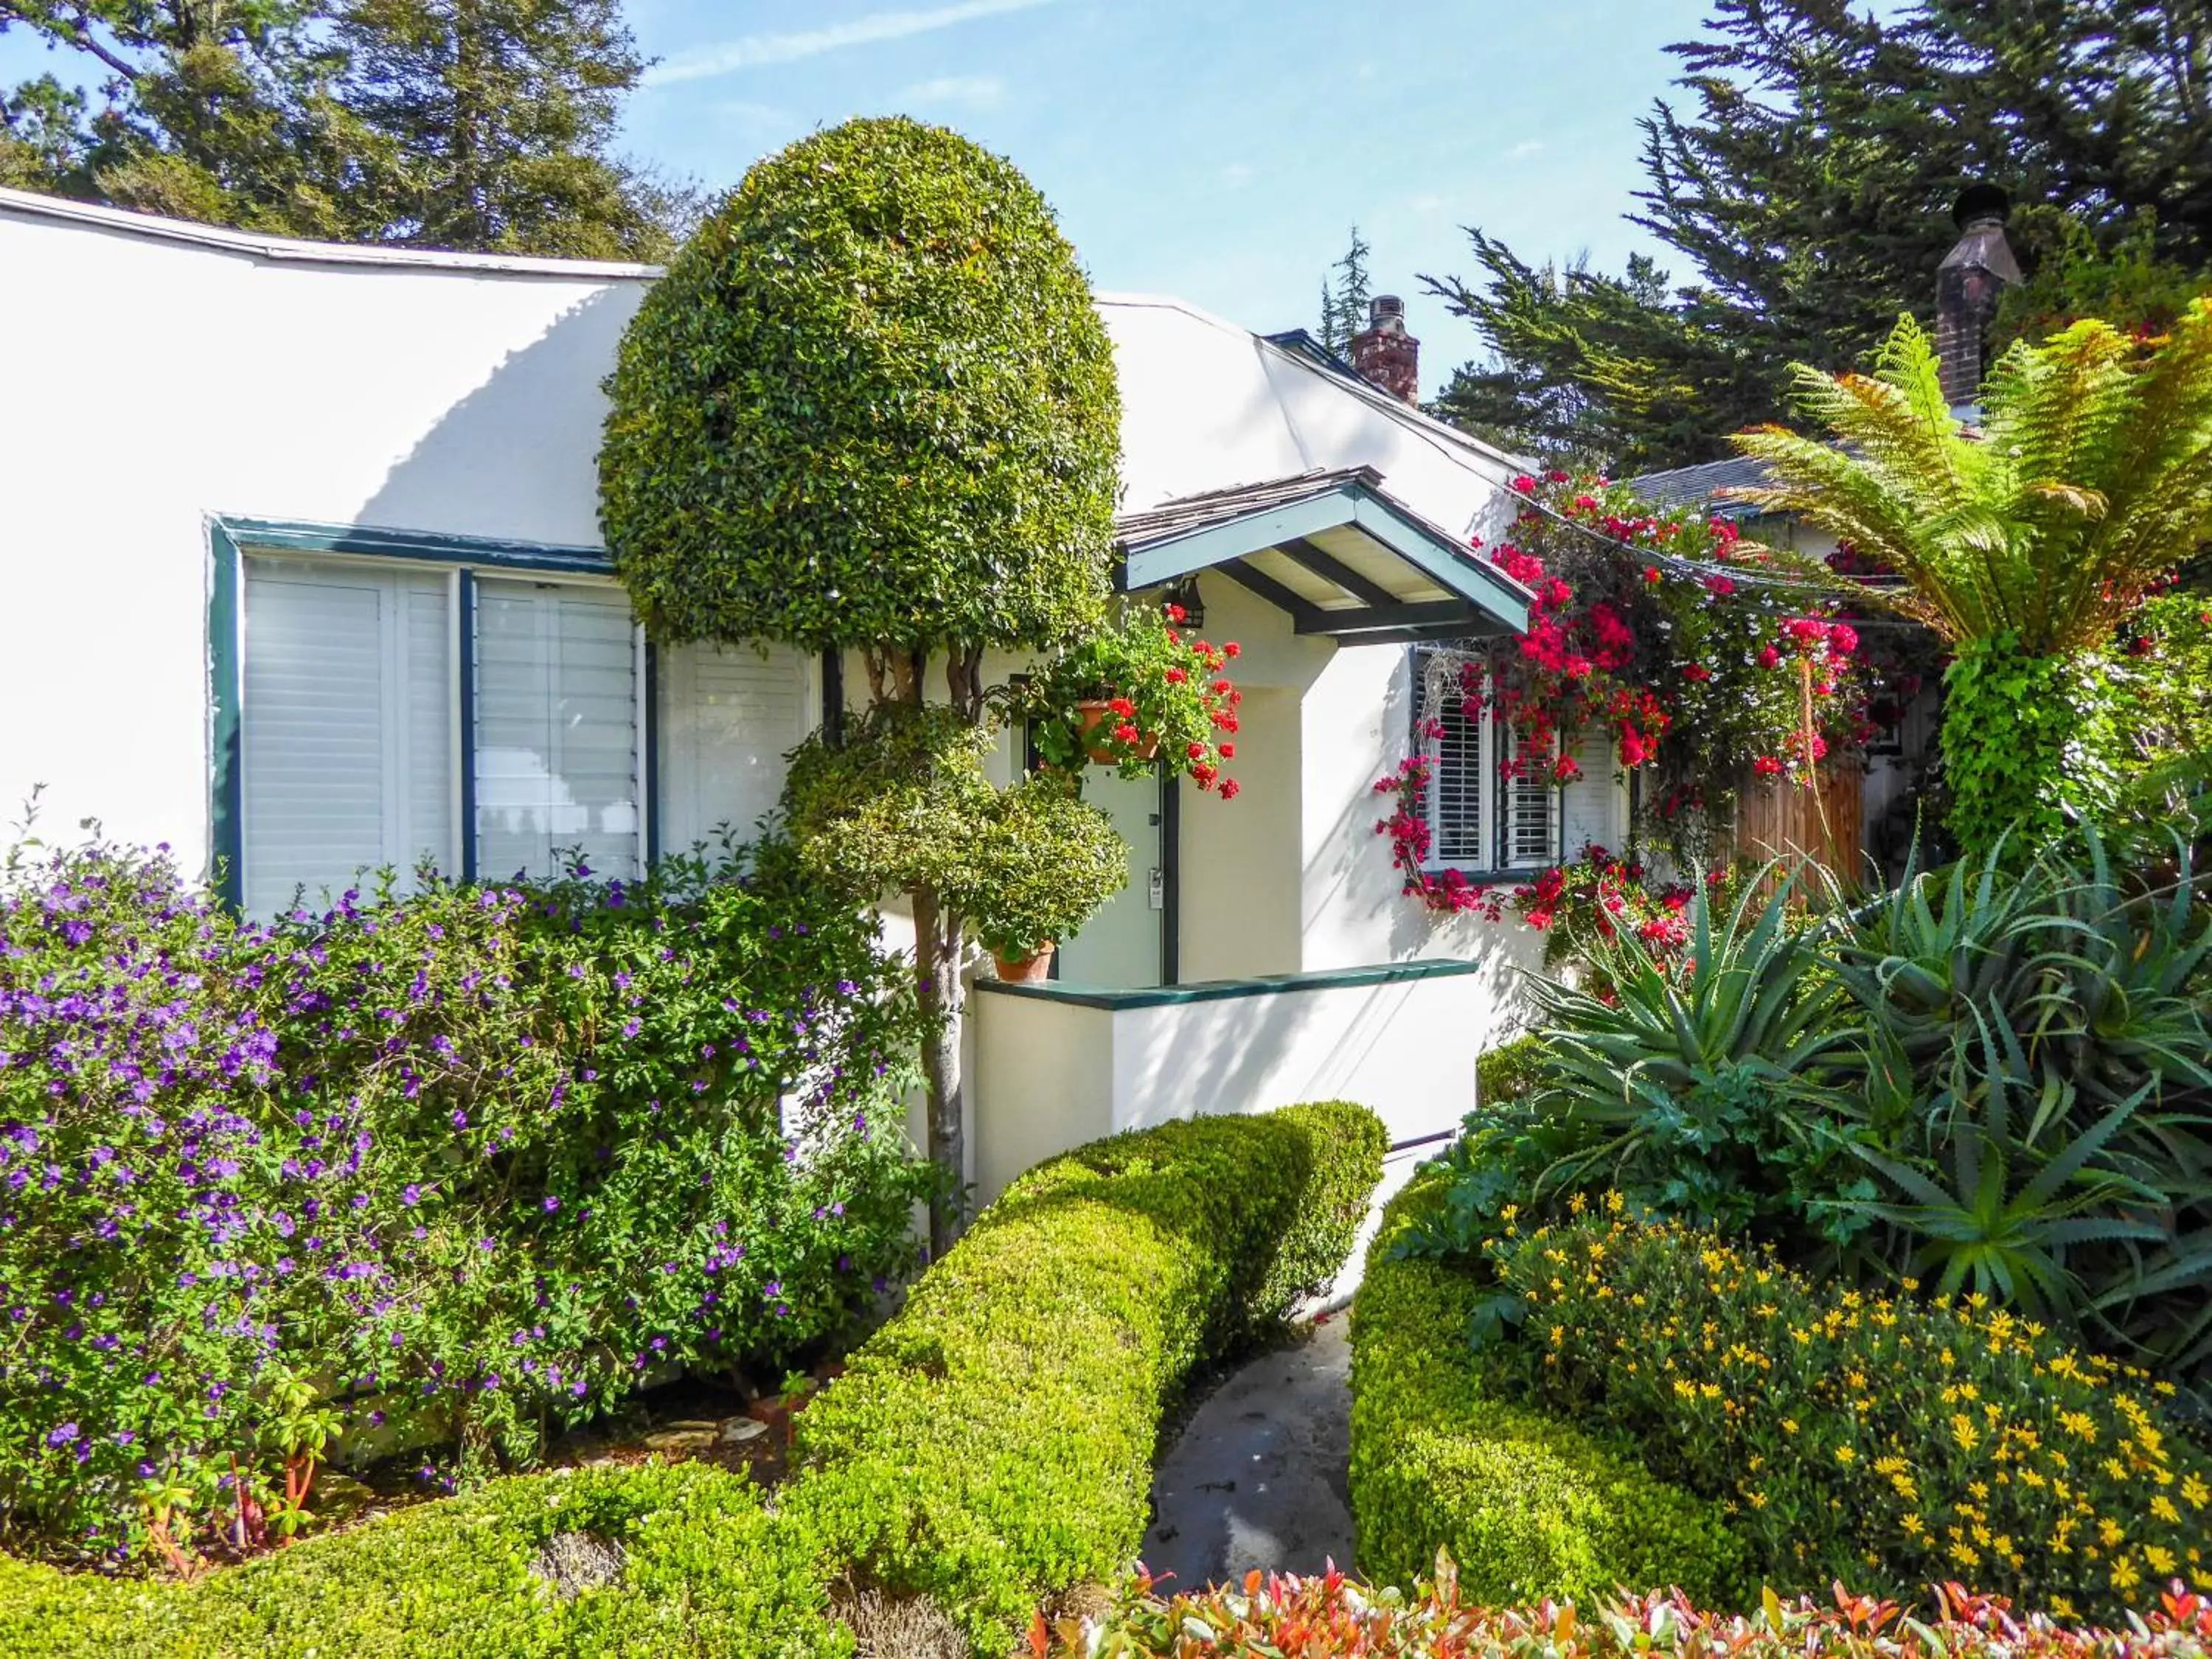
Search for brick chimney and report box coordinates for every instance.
[1349,295,1421,405]
[1935,183,2021,411]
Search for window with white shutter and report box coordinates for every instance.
[240,556,453,917]
[1416,645,1574,875]
[1429,684,1486,865]
[657,641,812,853]
[473,577,641,882]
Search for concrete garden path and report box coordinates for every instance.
[1139,1314,1356,1590]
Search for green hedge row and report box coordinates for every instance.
[0,1461,834,1659]
[2,1102,1388,1658]
[785,1100,1387,1650]
[1348,1170,1751,1604]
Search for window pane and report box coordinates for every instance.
[657,641,810,854]
[1502,727,1557,867]
[473,578,639,881]
[242,557,452,917]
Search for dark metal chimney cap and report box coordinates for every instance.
[1952,181,2011,228]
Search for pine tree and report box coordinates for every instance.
[1429,0,2212,471]
[1318,224,1372,354]
[336,0,692,257]
[0,0,690,254]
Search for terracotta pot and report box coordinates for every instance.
[1075,700,1160,765]
[992,942,1056,983]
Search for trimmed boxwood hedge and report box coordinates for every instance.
[1349,1169,1751,1604]
[0,1461,838,1658]
[2,1103,1387,1658]
[785,1100,1388,1649]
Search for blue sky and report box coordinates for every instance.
[619,0,1716,392]
[4,0,1717,394]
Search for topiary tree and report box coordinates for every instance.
[599,116,1124,1251]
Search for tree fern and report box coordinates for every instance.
[1729,302,2212,657]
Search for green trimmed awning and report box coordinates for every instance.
[1114,466,1530,644]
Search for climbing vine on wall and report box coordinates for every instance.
[1374,473,1874,918]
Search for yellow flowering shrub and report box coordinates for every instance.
[1478,1211,2212,1621]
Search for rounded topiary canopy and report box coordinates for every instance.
[599,116,1123,652]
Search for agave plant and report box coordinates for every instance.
[1831,830,2212,1380]
[1514,865,1868,1234]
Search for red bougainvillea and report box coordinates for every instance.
[1375,473,1873,918]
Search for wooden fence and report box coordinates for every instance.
[1731,765,1864,877]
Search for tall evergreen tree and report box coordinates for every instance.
[1318,224,1372,354]
[1427,0,2212,471]
[0,0,371,234]
[336,0,691,257]
[0,0,689,254]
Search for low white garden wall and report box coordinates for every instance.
[970,959,1491,1206]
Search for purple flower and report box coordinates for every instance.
[542,1196,560,1213]
[46,1422,80,1448]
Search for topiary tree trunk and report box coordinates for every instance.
[906,884,966,1256]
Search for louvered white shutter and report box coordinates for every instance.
[473,578,640,881]
[1500,726,1558,869]
[657,641,812,854]
[1427,684,1487,866]
[1559,730,1624,859]
[240,557,453,917]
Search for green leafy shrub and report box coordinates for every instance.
[1060,1560,2212,1659]
[598,115,1121,654]
[1349,1172,1750,1604]
[0,1462,849,1659]
[1475,1034,1548,1110]
[0,832,934,1565]
[1478,1212,2212,1620]
[7,1105,1382,1655]
[783,705,1127,960]
[783,1101,1388,1652]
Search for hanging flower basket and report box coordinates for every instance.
[1012,602,1242,792]
[1076,700,1161,765]
[991,942,1057,983]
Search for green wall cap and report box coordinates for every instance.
[976,956,1484,1011]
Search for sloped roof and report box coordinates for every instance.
[1115,466,1530,643]
[1097,293,1526,546]
[1116,465,1383,546]
[1621,455,1775,518]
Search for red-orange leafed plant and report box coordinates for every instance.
[1042,1555,2212,1659]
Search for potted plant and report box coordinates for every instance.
[966,774,1130,979]
[1015,601,1245,796]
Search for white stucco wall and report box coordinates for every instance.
[970,964,1490,1204]
[0,195,650,874]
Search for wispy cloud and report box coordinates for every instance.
[897,74,1006,109]
[649,0,1053,86]
[1221,162,1254,188]
[1505,139,1545,161]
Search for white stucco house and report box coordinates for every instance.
[0,188,1627,1203]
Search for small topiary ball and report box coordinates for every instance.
[599,116,1122,653]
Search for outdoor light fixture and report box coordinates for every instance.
[1161,577,1204,628]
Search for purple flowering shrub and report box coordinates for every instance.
[0,830,936,1568]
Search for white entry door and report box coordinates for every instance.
[1055,767,1163,987]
